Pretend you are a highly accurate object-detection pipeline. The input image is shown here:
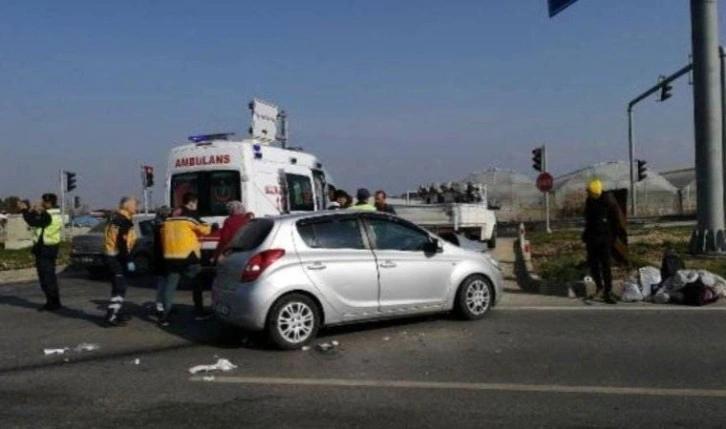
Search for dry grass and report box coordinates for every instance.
[528,226,726,284]
[0,242,71,271]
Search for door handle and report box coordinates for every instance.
[307,262,327,270]
[379,261,397,268]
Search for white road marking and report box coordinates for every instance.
[191,376,726,398]
[499,306,726,311]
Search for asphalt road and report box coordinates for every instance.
[3,273,726,428]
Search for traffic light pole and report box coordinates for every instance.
[544,145,551,234]
[626,63,693,217]
[59,170,66,240]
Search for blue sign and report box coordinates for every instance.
[548,0,578,18]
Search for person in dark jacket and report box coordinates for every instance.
[582,179,619,304]
[374,190,397,215]
[104,196,139,326]
[327,190,349,210]
[18,193,63,311]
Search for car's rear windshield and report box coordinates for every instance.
[228,218,275,252]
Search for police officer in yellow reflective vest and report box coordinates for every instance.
[19,193,63,311]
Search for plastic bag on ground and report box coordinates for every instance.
[188,358,238,375]
[621,279,644,302]
[638,267,661,298]
[671,270,699,292]
[653,293,670,304]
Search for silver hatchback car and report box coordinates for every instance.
[212,211,503,349]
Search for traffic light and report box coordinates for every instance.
[143,165,154,188]
[532,147,543,172]
[65,171,77,192]
[73,196,81,209]
[637,159,647,182]
[659,76,672,102]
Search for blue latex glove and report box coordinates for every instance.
[127,262,136,273]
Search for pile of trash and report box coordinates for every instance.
[621,252,726,306]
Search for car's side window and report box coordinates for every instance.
[366,218,430,251]
[297,218,365,250]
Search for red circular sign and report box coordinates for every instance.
[536,172,554,193]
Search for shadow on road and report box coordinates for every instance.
[0,295,106,326]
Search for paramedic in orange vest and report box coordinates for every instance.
[103,196,138,326]
[158,192,212,326]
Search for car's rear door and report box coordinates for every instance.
[293,214,380,321]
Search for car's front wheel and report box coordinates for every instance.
[455,275,494,320]
[266,294,320,350]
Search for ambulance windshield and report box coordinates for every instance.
[170,170,241,217]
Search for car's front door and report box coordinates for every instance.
[294,215,380,321]
[363,215,454,314]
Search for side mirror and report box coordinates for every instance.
[423,239,442,254]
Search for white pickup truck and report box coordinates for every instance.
[390,184,497,249]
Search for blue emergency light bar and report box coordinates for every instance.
[188,133,236,143]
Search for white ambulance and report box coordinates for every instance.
[165,132,333,265]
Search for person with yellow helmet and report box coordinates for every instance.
[583,179,619,304]
[18,193,63,311]
[103,196,139,326]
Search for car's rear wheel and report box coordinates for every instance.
[266,294,320,350]
[455,275,494,320]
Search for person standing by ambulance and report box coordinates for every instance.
[104,196,139,326]
[18,193,63,311]
[158,192,212,325]
[213,201,251,263]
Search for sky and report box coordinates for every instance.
[0,0,719,207]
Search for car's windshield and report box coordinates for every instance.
[170,170,241,217]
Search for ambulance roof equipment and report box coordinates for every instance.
[188,133,236,143]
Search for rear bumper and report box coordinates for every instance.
[213,284,270,331]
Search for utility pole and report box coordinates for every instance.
[690,0,725,252]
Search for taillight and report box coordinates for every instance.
[241,249,286,282]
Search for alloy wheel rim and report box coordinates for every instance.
[465,280,491,315]
[277,302,315,343]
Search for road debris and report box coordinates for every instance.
[133,358,141,365]
[188,358,238,375]
[383,337,391,342]
[316,343,334,351]
[301,346,311,352]
[203,376,216,382]
[331,341,340,347]
[43,343,100,356]
[74,343,100,352]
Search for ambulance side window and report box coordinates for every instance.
[312,170,326,211]
[286,174,314,211]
